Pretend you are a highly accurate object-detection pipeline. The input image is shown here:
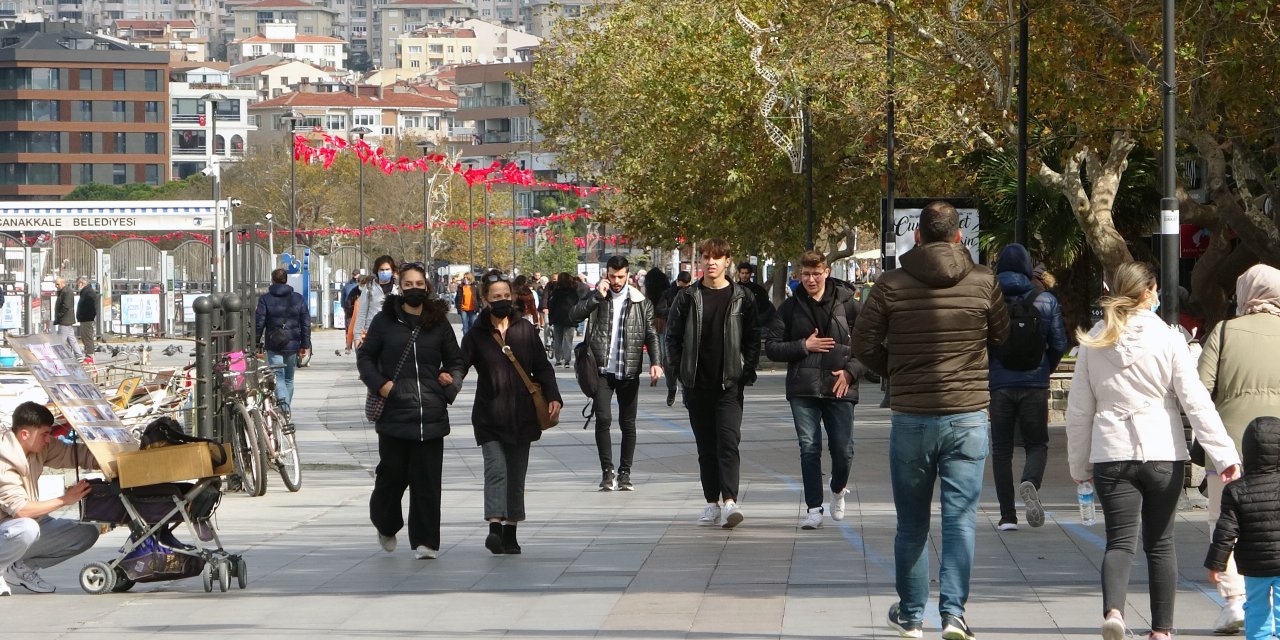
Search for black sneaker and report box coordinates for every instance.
[599,468,616,491]
[887,603,922,638]
[617,471,634,491]
[941,613,976,640]
[666,387,677,406]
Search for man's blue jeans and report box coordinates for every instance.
[789,397,854,509]
[461,310,477,334]
[889,410,989,623]
[266,351,298,411]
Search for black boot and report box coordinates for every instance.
[501,524,521,554]
[485,522,504,555]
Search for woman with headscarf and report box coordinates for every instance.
[1065,262,1242,640]
[1197,263,1280,634]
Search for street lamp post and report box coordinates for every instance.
[282,109,303,248]
[416,140,437,277]
[467,168,475,275]
[265,212,275,260]
[362,217,375,265]
[350,126,372,263]
[201,92,228,291]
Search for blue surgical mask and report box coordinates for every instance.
[377,269,393,284]
[1151,296,1160,314]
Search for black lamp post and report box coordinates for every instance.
[415,139,437,275]
[350,126,372,265]
[282,109,303,248]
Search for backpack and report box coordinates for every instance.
[573,326,600,429]
[994,287,1046,371]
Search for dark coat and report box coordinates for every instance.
[453,282,480,313]
[853,242,1010,415]
[255,283,311,353]
[76,285,98,323]
[547,286,579,328]
[988,270,1068,389]
[356,295,463,442]
[665,281,761,390]
[1207,417,1280,577]
[765,281,866,402]
[54,286,75,327]
[460,310,562,445]
[569,285,660,379]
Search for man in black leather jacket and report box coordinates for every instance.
[666,239,760,529]
[570,255,661,492]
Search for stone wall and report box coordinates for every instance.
[1048,363,1074,425]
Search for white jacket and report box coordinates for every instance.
[1065,310,1240,481]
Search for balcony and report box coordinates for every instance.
[173,144,209,155]
[459,96,522,109]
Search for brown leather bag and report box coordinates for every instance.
[493,334,557,430]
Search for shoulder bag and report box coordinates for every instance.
[365,325,420,422]
[494,333,557,430]
[1189,319,1228,467]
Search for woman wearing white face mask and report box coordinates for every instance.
[354,255,399,348]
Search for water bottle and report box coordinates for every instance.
[1077,481,1097,526]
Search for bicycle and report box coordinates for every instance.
[217,351,268,497]
[249,361,302,492]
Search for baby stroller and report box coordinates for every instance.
[78,477,246,594]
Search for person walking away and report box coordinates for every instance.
[657,271,691,406]
[988,244,1067,531]
[454,272,480,335]
[570,256,662,491]
[357,264,462,560]
[1198,263,1280,634]
[460,270,562,554]
[74,277,98,365]
[340,273,360,353]
[547,273,579,368]
[853,201,1010,640]
[1206,416,1280,640]
[255,268,311,413]
[666,239,760,529]
[1065,261,1241,640]
[354,256,399,348]
[0,402,100,594]
[765,250,865,530]
[51,277,81,361]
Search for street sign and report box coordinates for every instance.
[0,200,222,231]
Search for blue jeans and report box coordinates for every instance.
[789,397,854,509]
[1245,575,1280,640]
[461,310,477,334]
[266,351,298,411]
[889,410,989,622]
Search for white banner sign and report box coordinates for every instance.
[893,207,981,263]
[0,200,222,231]
[121,294,161,325]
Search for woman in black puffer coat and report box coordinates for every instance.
[1206,415,1280,640]
[357,263,462,560]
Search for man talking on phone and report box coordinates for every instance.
[0,402,100,595]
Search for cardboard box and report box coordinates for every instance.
[116,443,234,489]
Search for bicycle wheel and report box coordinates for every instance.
[229,400,268,497]
[270,404,302,492]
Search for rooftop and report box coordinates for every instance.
[250,89,454,110]
[114,19,198,30]
[0,21,170,63]
[237,35,347,44]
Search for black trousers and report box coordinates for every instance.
[989,387,1050,521]
[370,433,444,550]
[1094,460,1185,632]
[685,384,744,503]
[595,372,640,473]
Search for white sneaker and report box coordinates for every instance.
[721,502,744,529]
[378,533,396,553]
[800,507,824,530]
[997,520,1019,532]
[413,545,438,560]
[698,503,721,526]
[0,574,10,596]
[1213,599,1245,634]
[3,561,54,593]
[831,488,849,521]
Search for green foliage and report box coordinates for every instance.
[63,177,205,201]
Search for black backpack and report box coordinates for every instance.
[994,287,1046,371]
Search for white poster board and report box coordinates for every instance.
[0,299,20,329]
[121,294,161,325]
[891,200,980,263]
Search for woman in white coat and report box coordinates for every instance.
[1065,262,1242,640]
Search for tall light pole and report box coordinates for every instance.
[507,155,517,274]
[467,164,475,275]
[350,126,372,264]
[416,139,437,276]
[1159,0,1179,323]
[265,211,275,259]
[283,109,302,249]
[202,92,228,291]
[1014,0,1029,246]
[483,187,491,270]
[363,217,375,265]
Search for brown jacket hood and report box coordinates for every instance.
[899,242,975,288]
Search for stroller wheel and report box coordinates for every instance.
[235,556,248,590]
[217,558,230,592]
[202,565,213,592]
[79,562,116,595]
[111,569,135,592]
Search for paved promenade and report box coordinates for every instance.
[7,327,1236,639]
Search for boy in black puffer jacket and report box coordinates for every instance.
[1206,416,1280,640]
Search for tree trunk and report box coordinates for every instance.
[1035,132,1136,280]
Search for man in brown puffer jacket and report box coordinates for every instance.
[853,200,1008,640]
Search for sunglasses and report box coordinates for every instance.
[400,261,426,272]
[484,273,511,284]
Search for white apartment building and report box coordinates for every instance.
[371,0,470,70]
[231,54,344,100]
[395,17,537,69]
[231,20,346,69]
[113,18,208,61]
[169,68,258,179]
[247,83,455,150]
[2,0,220,40]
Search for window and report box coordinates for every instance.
[446,46,453,53]
[353,113,375,126]
[144,101,161,123]
[112,69,125,90]
[303,26,314,34]
[74,100,92,122]
[280,76,288,86]
[324,45,335,56]
[241,27,250,34]
[78,68,93,90]
[77,164,94,185]
[144,132,159,154]
[144,69,160,91]
[114,132,127,153]
[257,11,273,22]
[252,45,265,56]
[303,45,313,53]
[428,44,442,53]
[461,45,471,53]
[112,101,127,122]
[282,43,295,53]
[325,114,346,130]
[112,164,127,185]
[381,126,394,136]
[409,59,419,68]
[145,164,160,185]
[424,115,439,130]
[80,132,94,152]
[407,45,422,53]
[352,10,365,18]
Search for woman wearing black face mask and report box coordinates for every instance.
[357,263,463,560]
[460,269,563,555]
